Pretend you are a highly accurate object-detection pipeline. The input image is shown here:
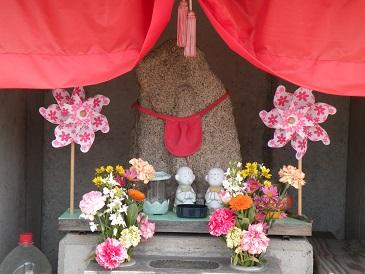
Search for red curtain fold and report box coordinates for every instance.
[0,0,173,89]
[199,0,365,96]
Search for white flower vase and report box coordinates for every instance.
[119,259,136,267]
[230,262,265,272]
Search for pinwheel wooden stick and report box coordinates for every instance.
[70,142,75,214]
[298,158,303,215]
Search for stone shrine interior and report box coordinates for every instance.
[2,3,364,273]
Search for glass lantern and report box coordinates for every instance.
[143,171,171,215]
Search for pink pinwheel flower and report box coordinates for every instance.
[259,85,336,159]
[241,223,270,255]
[39,87,110,153]
[95,238,128,270]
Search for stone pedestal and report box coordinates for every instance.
[58,233,312,274]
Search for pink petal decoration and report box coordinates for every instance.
[260,85,336,160]
[39,87,110,153]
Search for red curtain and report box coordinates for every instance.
[199,0,365,96]
[1,0,365,96]
[0,0,173,89]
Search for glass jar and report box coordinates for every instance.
[143,171,171,215]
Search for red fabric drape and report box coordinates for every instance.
[199,0,365,96]
[1,0,365,96]
[0,0,173,89]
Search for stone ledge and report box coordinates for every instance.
[59,209,312,236]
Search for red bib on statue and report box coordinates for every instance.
[133,91,229,157]
[163,115,202,157]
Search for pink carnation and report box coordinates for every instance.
[241,223,270,255]
[137,214,155,240]
[129,158,155,184]
[79,191,105,216]
[95,238,128,270]
[208,208,236,236]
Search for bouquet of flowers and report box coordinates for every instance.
[79,158,156,270]
[209,161,300,268]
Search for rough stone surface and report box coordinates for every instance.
[0,91,27,262]
[58,233,312,274]
[131,40,242,201]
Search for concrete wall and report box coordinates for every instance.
[0,91,27,261]
[40,2,350,269]
[346,98,365,239]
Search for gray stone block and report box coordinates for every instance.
[58,233,98,274]
[267,237,313,274]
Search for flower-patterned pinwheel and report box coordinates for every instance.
[39,87,110,153]
[259,85,336,160]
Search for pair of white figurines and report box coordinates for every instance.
[174,166,224,211]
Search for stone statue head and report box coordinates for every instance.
[205,168,224,187]
[175,166,195,186]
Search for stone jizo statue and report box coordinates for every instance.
[205,168,225,211]
[174,167,196,208]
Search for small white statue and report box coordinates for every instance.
[174,167,196,208]
[205,168,225,211]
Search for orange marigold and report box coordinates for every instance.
[127,189,145,201]
[229,194,253,211]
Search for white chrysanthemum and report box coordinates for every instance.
[89,222,98,232]
[109,213,126,227]
[103,187,110,195]
[119,226,141,248]
[103,172,119,187]
[120,204,128,213]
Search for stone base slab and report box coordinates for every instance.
[58,233,313,274]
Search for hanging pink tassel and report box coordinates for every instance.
[177,0,188,47]
[184,8,196,57]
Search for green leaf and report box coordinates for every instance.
[233,255,239,265]
[248,205,256,223]
[249,256,260,263]
[242,217,250,225]
[126,203,138,227]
